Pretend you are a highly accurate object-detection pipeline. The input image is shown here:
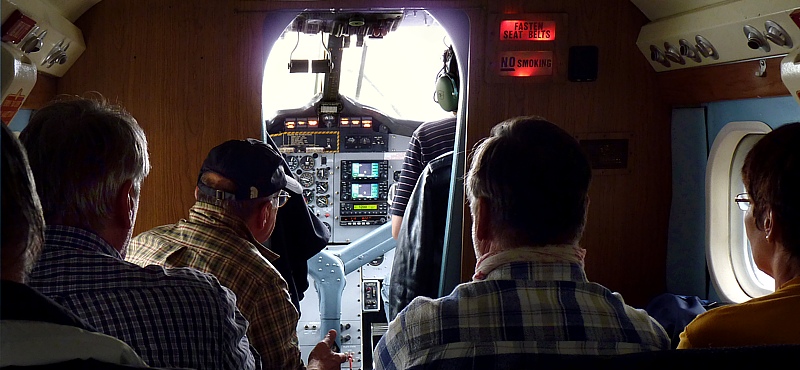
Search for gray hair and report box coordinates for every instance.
[2,124,44,282]
[466,116,591,246]
[20,95,150,231]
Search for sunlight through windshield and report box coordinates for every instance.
[263,12,454,122]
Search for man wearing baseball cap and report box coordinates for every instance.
[128,138,347,370]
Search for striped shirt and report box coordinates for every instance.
[127,202,302,370]
[28,225,257,370]
[389,116,456,217]
[374,260,670,370]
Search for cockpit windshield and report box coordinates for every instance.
[262,10,454,123]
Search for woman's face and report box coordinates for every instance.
[745,200,774,277]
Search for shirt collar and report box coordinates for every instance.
[484,259,589,283]
[44,225,122,259]
[189,201,280,261]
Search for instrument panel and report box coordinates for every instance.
[283,149,406,243]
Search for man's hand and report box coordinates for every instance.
[307,329,349,370]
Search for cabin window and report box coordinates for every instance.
[728,133,774,297]
[706,121,772,303]
[262,12,454,123]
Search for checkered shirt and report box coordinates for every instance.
[374,260,670,370]
[28,225,257,370]
[127,202,302,370]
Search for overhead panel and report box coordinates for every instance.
[635,0,800,72]
[1,0,86,77]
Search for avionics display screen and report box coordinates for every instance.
[351,183,379,199]
[354,204,378,210]
[351,162,380,179]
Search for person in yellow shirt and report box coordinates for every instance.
[677,122,800,349]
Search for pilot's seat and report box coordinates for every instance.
[388,150,454,320]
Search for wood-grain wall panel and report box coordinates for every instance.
[57,0,670,307]
[657,57,789,106]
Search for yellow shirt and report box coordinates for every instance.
[677,276,800,348]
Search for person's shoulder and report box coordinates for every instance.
[399,290,459,321]
[131,224,180,242]
[416,116,456,135]
[135,262,232,298]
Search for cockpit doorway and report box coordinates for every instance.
[259,8,469,369]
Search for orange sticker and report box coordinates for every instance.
[1,93,26,123]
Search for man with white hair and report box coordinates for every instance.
[21,96,258,370]
[375,116,669,370]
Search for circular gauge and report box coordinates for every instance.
[316,195,329,207]
[286,155,300,171]
[299,172,314,188]
[302,189,314,205]
[316,167,329,180]
[300,155,315,171]
[316,182,328,194]
[323,221,332,234]
[369,255,384,266]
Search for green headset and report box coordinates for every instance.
[434,46,459,112]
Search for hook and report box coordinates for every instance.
[755,59,766,77]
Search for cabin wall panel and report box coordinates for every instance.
[61,0,267,232]
[57,0,669,307]
[657,57,789,106]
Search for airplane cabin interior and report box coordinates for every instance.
[3,0,800,368]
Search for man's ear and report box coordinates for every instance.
[259,200,272,228]
[764,209,775,242]
[474,197,492,242]
[194,186,200,200]
[115,179,135,229]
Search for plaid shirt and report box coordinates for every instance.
[127,202,302,370]
[28,225,257,370]
[374,260,670,370]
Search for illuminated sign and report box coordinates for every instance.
[500,20,556,41]
[498,51,554,77]
[354,204,379,210]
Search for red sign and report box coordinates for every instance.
[498,51,554,77]
[500,20,556,41]
[1,91,26,123]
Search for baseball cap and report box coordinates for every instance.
[197,138,302,201]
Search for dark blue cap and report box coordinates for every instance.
[197,138,302,201]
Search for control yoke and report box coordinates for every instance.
[307,222,396,347]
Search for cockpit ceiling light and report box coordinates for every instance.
[349,17,365,27]
[340,118,349,126]
[351,119,361,127]
[297,119,307,126]
[362,118,372,128]
[308,119,319,127]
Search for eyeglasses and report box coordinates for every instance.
[270,190,291,208]
[734,192,750,211]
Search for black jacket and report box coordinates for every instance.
[263,135,330,311]
[388,151,453,320]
